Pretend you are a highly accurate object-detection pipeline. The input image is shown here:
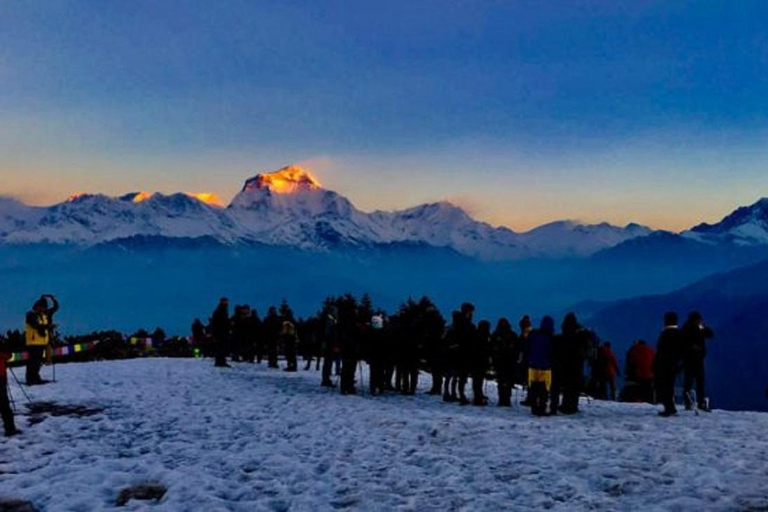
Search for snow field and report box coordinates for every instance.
[1,358,767,511]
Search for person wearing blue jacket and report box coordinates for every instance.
[526,316,556,416]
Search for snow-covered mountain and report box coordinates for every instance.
[0,165,655,259]
[519,220,652,258]
[685,197,768,245]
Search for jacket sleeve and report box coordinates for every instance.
[47,297,60,317]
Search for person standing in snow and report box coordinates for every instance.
[338,299,360,395]
[456,303,477,406]
[366,314,387,395]
[442,311,462,403]
[518,315,533,406]
[526,316,556,416]
[491,318,519,407]
[681,312,714,411]
[471,320,491,406]
[262,306,282,369]
[210,298,231,368]
[622,340,655,403]
[281,320,300,372]
[320,308,340,388]
[596,342,619,401]
[1,346,20,437]
[25,294,58,385]
[655,312,683,417]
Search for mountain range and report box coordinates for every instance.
[0,166,656,259]
[4,165,768,261]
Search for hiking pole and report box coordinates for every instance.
[8,368,33,405]
[7,385,17,414]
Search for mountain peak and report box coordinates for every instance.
[119,191,154,203]
[186,192,224,207]
[243,166,322,195]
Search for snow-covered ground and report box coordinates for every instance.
[2,359,767,511]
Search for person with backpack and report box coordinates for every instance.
[491,318,519,407]
[681,312,714,411]
[25,295,58,385]
[655,312,683,417]
[526,316,556,416]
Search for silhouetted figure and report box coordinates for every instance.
[596,342,619,401]
[367,314,387,394]
[1,347,20,437]
[321,309,340,387]
[338,300,360,395]
[655,312,683,417]
[682,312,714,411]
[456,303,477,405]
[491,318,519,407]
[526,316,555,416]
[210,298,231,368]
[442,311,462,403]
[25,295,58,384]
[471,320,491,406]
[263,307,282,369]
[622,340,655,403]
[281,320,299,372]
[518,315,533,406]
[556,313,590,414]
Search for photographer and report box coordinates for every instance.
[25,294,58,385]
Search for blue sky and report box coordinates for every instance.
[2,0,768,230]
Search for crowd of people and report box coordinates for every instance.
[193,294,716,419]
[0,292,718,438]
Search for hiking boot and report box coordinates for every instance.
[459,397,470,406]
[698,404,712,412]
[5,428,22,437]
[658,410,677,417]
[321,380,336,388]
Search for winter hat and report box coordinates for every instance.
[33,298,48,310]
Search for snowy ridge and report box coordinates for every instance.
[1,165,655,258]
[1,358,767,511]
[684,197,768,245]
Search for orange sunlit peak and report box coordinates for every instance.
[253,166,323,194]
[132,191,154,203]
[187,192,224,207]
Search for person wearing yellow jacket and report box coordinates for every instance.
[25,294,58,385]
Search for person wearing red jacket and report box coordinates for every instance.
[622,340,656,404]
[597,342,619,401]
[1,348,21,437]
